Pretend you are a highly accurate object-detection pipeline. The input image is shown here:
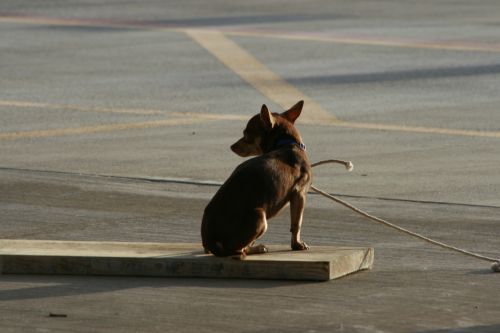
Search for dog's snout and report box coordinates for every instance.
[231,143,245,157]
[230,143,239,153]
[231,138,251,157]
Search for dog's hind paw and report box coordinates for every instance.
[245,244,269,255]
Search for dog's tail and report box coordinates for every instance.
[311,159,353,171]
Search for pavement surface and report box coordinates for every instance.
[1,1,500,332]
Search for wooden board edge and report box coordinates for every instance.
[0,255,331,281]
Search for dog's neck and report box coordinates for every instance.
[271,138,306,151]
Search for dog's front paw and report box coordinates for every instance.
[291,241,309,251]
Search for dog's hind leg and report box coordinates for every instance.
[206,209,269,258]
[242,208,269,256]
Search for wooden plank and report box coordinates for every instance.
[0,240,373,281]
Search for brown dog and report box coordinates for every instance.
[201,100,311,257]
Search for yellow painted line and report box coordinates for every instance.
[0,118,209,141]
[176,112,500,139]
[0,100,162,115]
[184,29,337,123]
[171,112,247,121]
[2,14,500,53]
[223,30,500,53]
[1,110,499,141]
[331,121,500,138]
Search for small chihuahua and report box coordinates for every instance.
[201,100,312,257]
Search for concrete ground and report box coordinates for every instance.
[1,1,500,332]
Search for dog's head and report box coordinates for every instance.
[230,100,304,157]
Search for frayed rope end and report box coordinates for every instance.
[346,161,354,172]
[491,261,500,272]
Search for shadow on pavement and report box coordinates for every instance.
[0,274,313,301]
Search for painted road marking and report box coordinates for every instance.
[2,14,500,53]
[332,121,500,138]
[223,29,500,53]
[172,112,500,138]
[184,29,336,123]
[0,100,162,115]
[1,15,500,139]
[186,112,500,138]
[2,98,499,140]
[0,118,209,141]
[1,109,500,141]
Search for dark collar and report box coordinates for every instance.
[273,138,306,151]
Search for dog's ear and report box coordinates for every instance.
[282,100,304,124]
[260,104,275,129]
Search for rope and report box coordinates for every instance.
[310,160,500,272]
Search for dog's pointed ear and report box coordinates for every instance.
[260,104,275,129]
[282,100,304,124]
